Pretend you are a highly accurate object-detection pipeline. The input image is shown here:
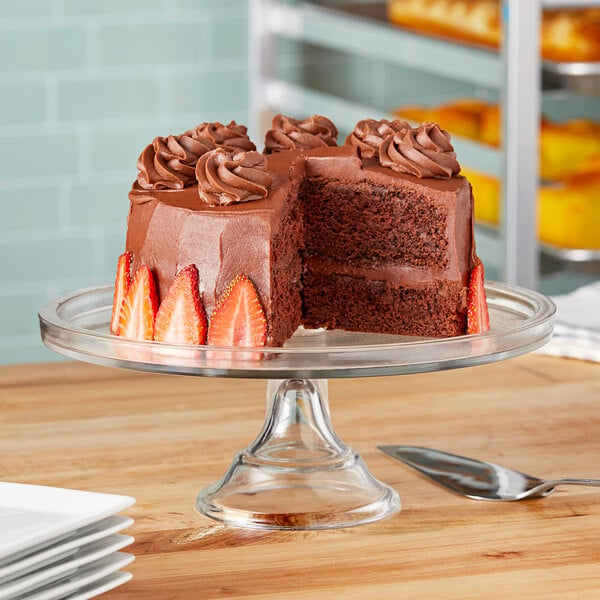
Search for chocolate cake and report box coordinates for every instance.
[124,115,479,346]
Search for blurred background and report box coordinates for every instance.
[2,0,599,364]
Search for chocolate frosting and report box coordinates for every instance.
[196,148,274,206]
[264,114,338,154]
[344,118,409,158]
[137,134,216,190]
[186,120,256,152]
[379,122,460,179]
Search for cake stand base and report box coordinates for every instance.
[195,378,400,530]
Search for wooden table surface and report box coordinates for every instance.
[2,354,600,599]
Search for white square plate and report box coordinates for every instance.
[14,555,134,600]
[0,535,134,599]
[60,571,133,600]
[0,483,134,563]
[0,516,133,585]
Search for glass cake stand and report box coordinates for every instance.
[39,281,555,530]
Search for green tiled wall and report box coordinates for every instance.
[0,28,87,72]
[1,133,80,178]
[0,1,250,364]
[58,76,162,122]
[0,83,47,125]
[63,0,166,16]
[1,187,61,231]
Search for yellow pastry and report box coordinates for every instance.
[462,167,600,249]
[461,167,500,225]
[540,121,600,181]
[388,0,600,62]
[539,176,600,249]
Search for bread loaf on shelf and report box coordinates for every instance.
[542,9,600,63]
[462,167,600,250]
[388,0,600,63]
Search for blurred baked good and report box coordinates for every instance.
[479,104,500,146]
[388,0,499,49]
[393,99,498,145]
[429,99,488,140]
[542,9,600,63]
[540,120,600,181]
[461,167,600,250]
[388,0,600,62]
[393,99,491,142]
[539,173,600,249]
[460,167,500,225]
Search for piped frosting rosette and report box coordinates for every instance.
[136,133,216,190]
[379,122,460,179]
[186,120,256,152]
[264,114,338,154]
[196,147,274,206]
[345,118,410,158]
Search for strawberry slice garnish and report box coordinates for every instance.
[118,264,158,341]
[207,274,267,348]
[467,259,490,334]
[154,265,207,345]
[110,252,132,335]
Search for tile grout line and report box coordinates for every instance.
[86,18,99,73]
[57,178,71,233]
[51,0,64,25]
[45,73,59,125]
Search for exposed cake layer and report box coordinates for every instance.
[302,263,467,337]
[299,149,475,285]
[302,177,450,267]
[297,155,474,337]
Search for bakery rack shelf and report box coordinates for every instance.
[542,0,599,6]
[259,1,502,88]
[249,0,600,290]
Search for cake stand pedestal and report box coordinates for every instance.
[39,282,554,530]
[196,378,398,529]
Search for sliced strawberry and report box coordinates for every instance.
[110,252,132,335]
[118,264,158,341]
[207,274,267,347]
[154,265,207,345]
[467,259,490,334]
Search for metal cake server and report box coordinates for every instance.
[378,445,600,501]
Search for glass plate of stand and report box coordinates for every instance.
[39,281,555,531]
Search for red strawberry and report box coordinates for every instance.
[154,265,207,344]
[467,259,490,334]
[110,252,132,335]
[118,265,158,341]
[207,274,267,347]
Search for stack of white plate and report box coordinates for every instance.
[0,483,135,600]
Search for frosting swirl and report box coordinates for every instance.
[186,120,256,152]
[196,148,274,206]
[264,114,338,154]
[379,122,460,179]
[137,134,215,190]
[344,118,409,158]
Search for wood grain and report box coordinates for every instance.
[1,355,599,599]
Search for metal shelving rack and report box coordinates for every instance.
[248,0,600,290]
